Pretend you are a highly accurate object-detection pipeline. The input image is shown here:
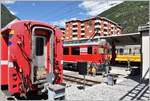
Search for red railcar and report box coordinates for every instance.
[0,20,63,97]
[63,38,110,73]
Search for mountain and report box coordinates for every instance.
[98,1,149,33]
[1,4,19,28]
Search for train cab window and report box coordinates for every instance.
[88,46,92,54]
[71,47,80,55]
[98,48,105,54]
[63,47,69,55]
[36,37,44,56]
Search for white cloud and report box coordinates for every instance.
[52,17,78,27]
[1,0,16,4]
[79,0,123,16]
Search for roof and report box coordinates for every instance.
[97,33,141,45]
[65,16,122,29]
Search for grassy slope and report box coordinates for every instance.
[98,1,149,33]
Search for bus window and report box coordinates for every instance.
[63,47,69,55]
[98,48,104,54]
[71,47,80,55]
[88,46,92,54]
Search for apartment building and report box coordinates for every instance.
[64,16,122,41]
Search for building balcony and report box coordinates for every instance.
[103,21,108,24]
[95,19,101,23]
[104,26,108,29]
[111,24,115,27]
[81,27,85,30]
[72,27,78,30]
[72,37,78,40]
[72,22,78,25]
[95,25,100,28]
[104,31,108,34]
[81,33,85,35]
[72,32,78,35]
[81,23,84,26]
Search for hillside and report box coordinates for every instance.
[98,1,149,33]
[1,4,19,28]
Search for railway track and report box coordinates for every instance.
[63,74,101,86]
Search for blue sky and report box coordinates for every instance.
[4,0,123,27]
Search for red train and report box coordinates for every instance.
[0,20,63,97]
[63,38,110,74]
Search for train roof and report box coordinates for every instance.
[1,20,58,33]
[63,38,107,47]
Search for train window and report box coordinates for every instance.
[124,48,129,55]
[98,48,104,54]
[134,48,140,54]
[71,47,80,55]
[129,48,132,54]
[36,37,44,56]
[88,46,92,54]
[104,48,108,54]
[120,48,124,55]
[108,49,112,54]
[63,47,69,55]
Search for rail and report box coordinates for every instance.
[63,74,101,86]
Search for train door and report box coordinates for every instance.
[31,27,54,84]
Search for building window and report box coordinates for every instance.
[95,22,100,25]
[104,24,107,27]
[81,30,85,33]
[88,46,92,54]
[72,29,77,32]
[71,47,80,55]
[104,29,108,32]
[73,35,77,37]
[81,35,84,38]
[81,26,84,28]
[95,28,100,31]
[73,25,77,27]
[63,47,69,55]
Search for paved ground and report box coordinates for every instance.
[64,66,149,100]
[0,66,149,100]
